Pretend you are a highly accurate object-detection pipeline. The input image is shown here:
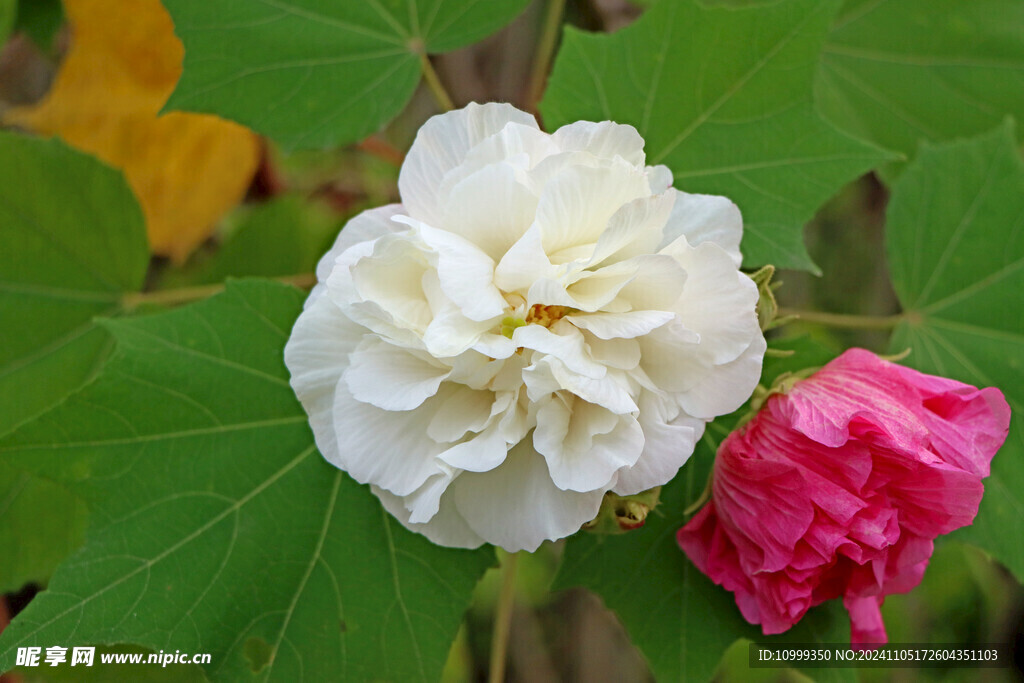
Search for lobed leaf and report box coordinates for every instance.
[817,0,1024,176]
[0,132,147,437]
[0,131,150,593]
[553,436,756,682]
[0,280,494,682]
[541,0,893,272]
[886,121,1024,582]
[0,462,86,595]
[162,0,531,150]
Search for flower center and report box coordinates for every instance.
[525,304,571,328]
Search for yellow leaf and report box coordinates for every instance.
[5,0,260,262]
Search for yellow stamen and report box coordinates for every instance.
[525,304,571,328]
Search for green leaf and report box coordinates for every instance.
[0,132,148,438]
[14,0,63,50]
[817,0,1024,175]
[0,280,494,681]
[0,0,15,46]
[0,132,145,591]
[541,0,893,272]
[553,438,756,682]
[554,424,856,681]
[0,462,86,594]
[159,196,340,289]
[885,121,1024,582]
[162,0,530,150]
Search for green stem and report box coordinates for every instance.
[419,51,455,112]
[527,0,567,110]
[776,307,904,330]
[488,551,519,683]
[121,272,316,310]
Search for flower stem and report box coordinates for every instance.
[527,0,567,111]
[419,52,455,112]
[121,272,316,310]
[488,550,519,683]
[776,307,904,330]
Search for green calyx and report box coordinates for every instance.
[582,487,662,534]
[749,264,795,332]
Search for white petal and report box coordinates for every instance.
[461,122,558,173]
[320,204,407,279]
[551,120,646,165]
[490,353,530,392]
[529,260,641,313]
[399,218,508,322]
[400,102,538,226]
[447,351,508,389]
[521,360,563,401]
[494,225,556,295]
[677,334,766,419]
[433,121,553,206]
[345,232,432,332]
[589,193,674,267]
[471,333,519,360]
[451,440,605,552]
[438,425,509,473]
[532,397,571,462]
[405,468,456,523]
[615,253,688,312]
[547,359,638,415]
[374,484,485,549]
[613,396,703,495]
[338,299,424,351]
[525,277,583,309]
[307,204,407,308]
[496,391,532,444]
[428,385,495,442]
[647,165,673,193]
[441,162,539,260]
[535,399,643,492]
[585,335,642,371]
[637,323,705,394]
[331,381,445,497]
[344,337,449,411]
[562,262,642,312]
[566,310,675,340]
[665,240,761,365]
[512,323,606,379]
[421,269,496,357]
[534,161,649,255]
[661,190,743,266]
[284,295,364,467]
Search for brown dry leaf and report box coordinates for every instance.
[5,0,260,262]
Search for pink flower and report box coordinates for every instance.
[677,348,1010,647]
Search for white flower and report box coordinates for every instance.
[284,103,766,552]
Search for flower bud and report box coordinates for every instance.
[582,487,661,534]
[677,349,1010,648]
